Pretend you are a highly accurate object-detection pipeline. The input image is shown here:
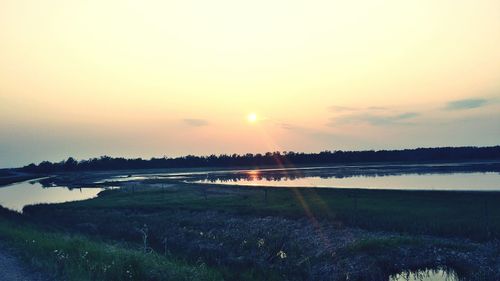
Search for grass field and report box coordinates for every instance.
[1,172,500,280]
[0,208,222,281]
[7,180,498,280]
[32,182,500,240]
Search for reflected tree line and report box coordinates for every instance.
[201,163,500,183]
[20,146,500,173]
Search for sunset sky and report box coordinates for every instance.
[1,0,499,168]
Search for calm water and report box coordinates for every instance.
[390,268,458,281]
[195,171,500,191]
[94,163,500,191]
[4,164,496,213]
[0,179,108,212]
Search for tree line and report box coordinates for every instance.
[19,146,500,173]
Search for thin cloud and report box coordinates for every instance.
[329,105,388,113]
[445,98,488,110]
[329,112,420,126]
[366,106,388,111]
[182,118,209,127]
[396,112,419,119]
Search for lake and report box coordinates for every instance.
[0,179,109,212]
[183,162,500,191]
[2,162,500,212]
[195,171,500,191]
[98,162,500,191]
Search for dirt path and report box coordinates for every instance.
[0,243,49,281]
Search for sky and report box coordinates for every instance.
[1,0,499,168]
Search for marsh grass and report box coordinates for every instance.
[0,215,222,281]
[16,183,500,280]
[48,184,500,240]
[345,237,422,255]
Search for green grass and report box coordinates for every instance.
[12,183,500,280]
[43,183,500,240]
[0,215,222,281]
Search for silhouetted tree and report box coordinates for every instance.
[18,146,500,173]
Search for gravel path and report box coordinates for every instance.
[0,243,49,281]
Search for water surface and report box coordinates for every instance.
[95,163,500,191]
[0,179,109,212]
[194,170,500,191]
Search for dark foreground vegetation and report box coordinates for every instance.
[0,207,221,281]
[19,146,500,173]
[26,182,500,241]
[1,177,499,280]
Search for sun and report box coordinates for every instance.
[247,113,258,123]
